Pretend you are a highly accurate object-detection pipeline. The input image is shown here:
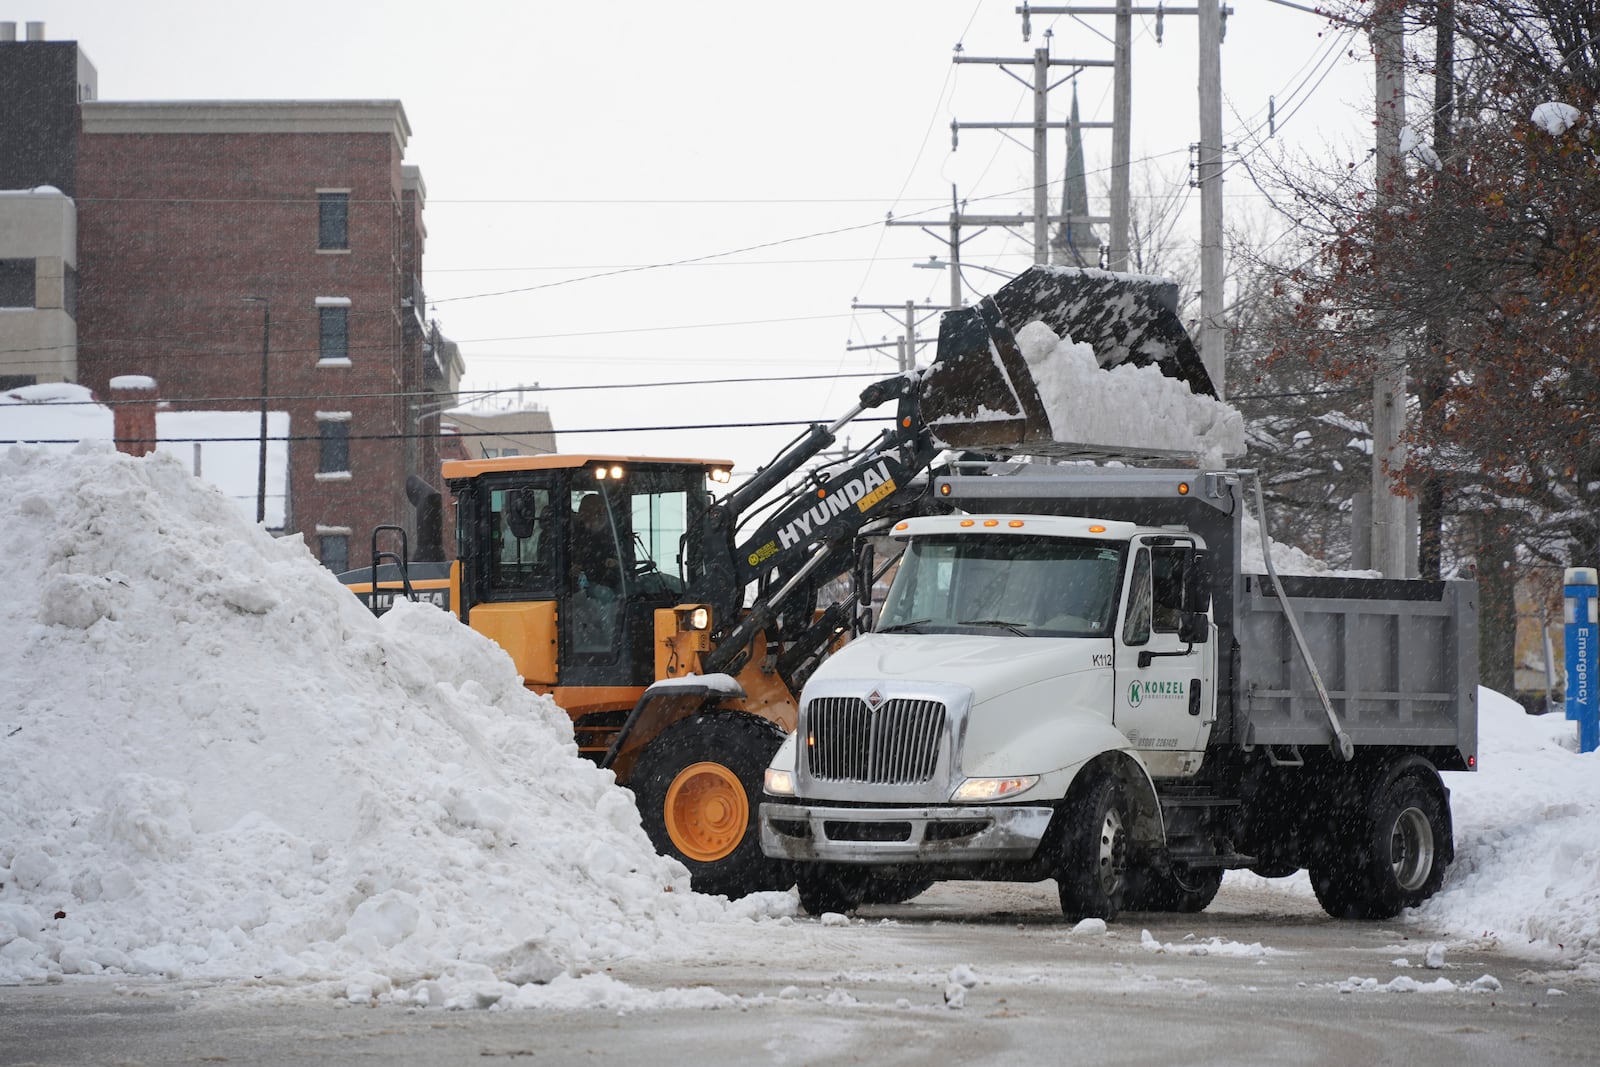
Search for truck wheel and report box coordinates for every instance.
[631,712,788,899]
[1124,863,1223,913]
[1055,774,1130,922]
[1311,772,1448,920]
[796,865,870,916]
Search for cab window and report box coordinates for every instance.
[487,485,559,596]
[1121,548,1152,646]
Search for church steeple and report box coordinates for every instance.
[1052,84,1099,267]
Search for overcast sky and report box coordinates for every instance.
[25,0,1376,476]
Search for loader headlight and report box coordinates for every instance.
[951,775,1039,802]
[681,606,710,631]
[764,767,796,796]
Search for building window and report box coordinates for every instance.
[63,263,77,319]
[319,419,350,474]
[318,191,349,250]
[0,259,35,308]
[319,534,349,573]
[319,306,348,363]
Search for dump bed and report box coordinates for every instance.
[1237,574,1477,768]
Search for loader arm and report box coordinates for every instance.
[682,265,1217,688]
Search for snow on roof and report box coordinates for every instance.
[0,392,289,527]
[0,446,768,1002]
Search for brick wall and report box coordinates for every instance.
[76,122,433,569]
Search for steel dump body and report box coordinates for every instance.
[1238,574,1476,765]
[935,463,1477,769]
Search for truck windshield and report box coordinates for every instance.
[877,534,1125,638]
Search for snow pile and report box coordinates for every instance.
[1137,930,1281,958]
[1240,508,1379,577]
[1014,320,1245,464]
[1532,101,1582,137]
[1337,974,1498,995]
[1419,688,1600,976]
[0,445,764,1001]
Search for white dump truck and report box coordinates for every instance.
[760,463,1478,921]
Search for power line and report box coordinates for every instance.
[0,415,901,448]
[1,369,895,411]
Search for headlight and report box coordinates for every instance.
[681,606,710,631]
[951,775,1039,802]
[764,767,795,796]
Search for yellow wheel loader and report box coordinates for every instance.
[341,267,1216,898]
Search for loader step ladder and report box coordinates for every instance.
[367,525,416,611]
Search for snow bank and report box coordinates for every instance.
[1420,688,1600,976]
[0,444,769,1001]
[1014,320,1245,464]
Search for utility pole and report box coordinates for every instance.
[1110,0,1132,270]
[888,185,986,309]
[243,295,271,525]
[1370,0,1410,579]
[1197,0,1226,392]
[847,300,944,371]
[951,39,1112,265]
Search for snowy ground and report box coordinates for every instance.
[1,445,1597,1015]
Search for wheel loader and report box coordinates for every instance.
[341,267,1217,898]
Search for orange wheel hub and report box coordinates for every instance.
[662,762,748,862]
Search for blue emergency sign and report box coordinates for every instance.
[1565,567,1599,753]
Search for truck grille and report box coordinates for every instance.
[804,697,945,784]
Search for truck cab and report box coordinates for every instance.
[762,511,1217,914]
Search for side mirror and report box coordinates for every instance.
[856,543,875,606]
[1183,549,1211,613]
[1178,610,1209,645]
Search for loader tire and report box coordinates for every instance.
[631,712,789,899]
[1054,773,1131,922]
[1310,770,1449,920]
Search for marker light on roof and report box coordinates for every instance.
[1088,524,1107,533]
[1178,482,1191,495]
[959,519,975,527]
[895,522,909,531]
[1008,520,1025,528]
[983,519,1000,527]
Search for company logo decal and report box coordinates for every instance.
[1128,678,1187,707]
[777,460,895,550]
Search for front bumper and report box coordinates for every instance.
[760,801,1055,864]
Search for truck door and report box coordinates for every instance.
[1113,538,1215,777]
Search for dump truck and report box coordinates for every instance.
[344,267,1224,899]
[760,463,1478,920]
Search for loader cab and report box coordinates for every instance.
[447,455,728,688]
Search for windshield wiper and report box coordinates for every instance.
[877,618,933,634]
[958,618,1031,637]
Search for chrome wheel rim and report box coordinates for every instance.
[1097,804,1128,897]
[1390,806,1435,892]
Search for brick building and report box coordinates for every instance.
[0,25,465,570]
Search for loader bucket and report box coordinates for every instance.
[920,265,1216,452]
